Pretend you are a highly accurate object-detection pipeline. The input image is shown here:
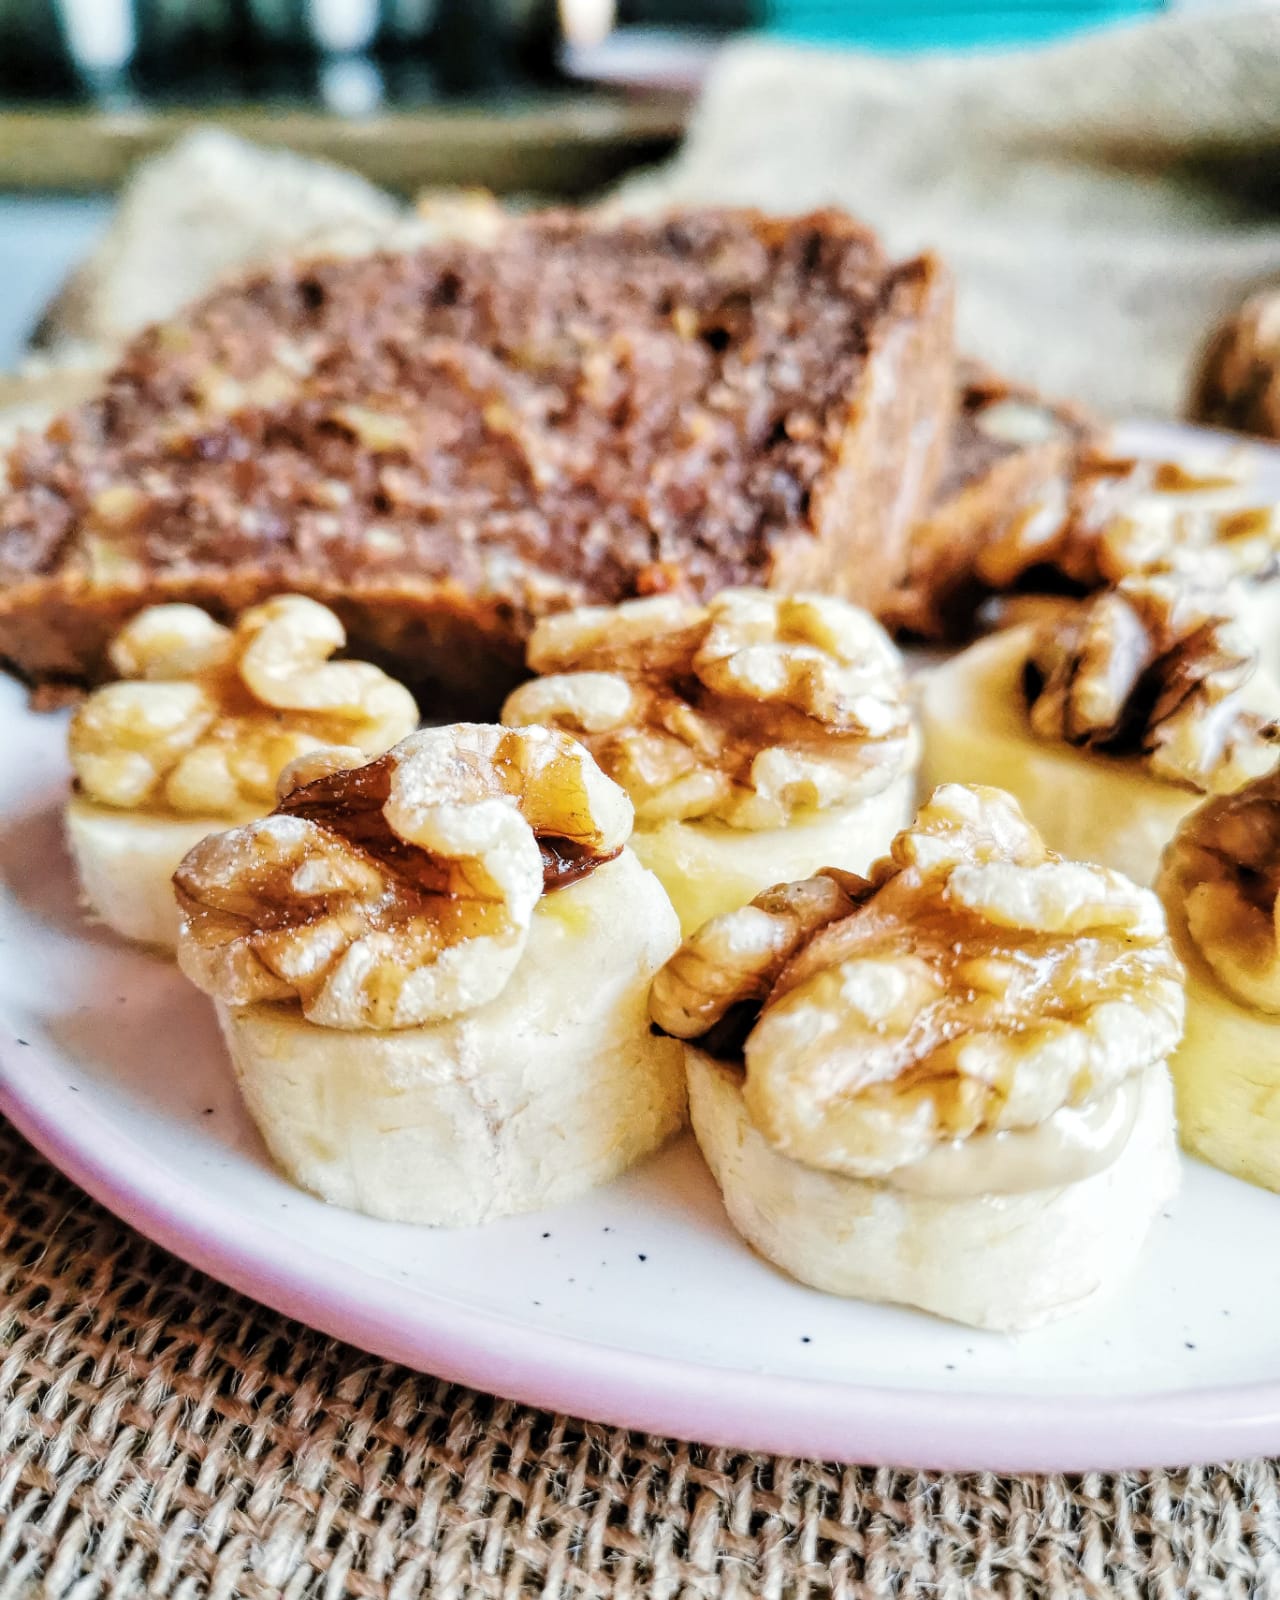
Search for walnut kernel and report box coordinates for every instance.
[503,589,914,830]
[69,597,419,817]
[175,724,632,1030]
[1024,576,1278,793]
[652,783,1184,1178]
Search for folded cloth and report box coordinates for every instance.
[617,4,1280,419]
[31,128,404,358]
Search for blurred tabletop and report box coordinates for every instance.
[0,97,688,196]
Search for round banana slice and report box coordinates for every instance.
[687,1050,1178,1332]
[652,784,1184,1329]
[920,582,1280,884]
[65,597,419,951]
[175,725,685,1226]
[503,590,919,933]
[217,851,684,1226]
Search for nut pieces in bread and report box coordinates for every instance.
[503,590,919,932]
[64,596,419,949]
[176,723,632,1030]
[0,208,953,702]
[172,724,684,1226]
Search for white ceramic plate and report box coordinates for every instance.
[4,422,1280,1474]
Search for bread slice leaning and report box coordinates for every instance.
[0,210,952,705]
[213,852,686,1226]
[686,1049,1179,1331]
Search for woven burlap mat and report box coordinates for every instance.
[3,1114,1279,1599]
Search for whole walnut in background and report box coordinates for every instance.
[1191,287,1280,440]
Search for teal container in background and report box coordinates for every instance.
[762,0,1164,51]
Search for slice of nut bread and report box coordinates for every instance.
[886,361,1099,639]
[0,206,953,708]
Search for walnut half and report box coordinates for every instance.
[1160,768,1280,1013]
[1191,287,1280,441]
[1024,576,1278,793]
[651,784,1184,1178]
[175,724,633,1030]
[975,450,1280,596]
[69,597,420,817]
[502,590,914,831]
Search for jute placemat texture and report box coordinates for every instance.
[3,1117,1279,1598]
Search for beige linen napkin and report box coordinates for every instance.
[617,5,1280,418]
[32,128,402,356]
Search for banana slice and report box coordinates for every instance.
[627,773,915,938]
[1165,941,1280,1192]
[1158,772,1280,1192]
[216,852,684,1224]
[65,798,236,949]
[65,597,419,951]
[651,785,1185,1329]
[175,726,685,1225]
[687,1050,1178,1331]
[503,590,919,934]
[920,587,1280,884]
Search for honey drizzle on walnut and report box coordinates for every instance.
[174,753,511,977]
[278,750,621,902]
[651,785,1184,1176]
[1161,767,1280,1012]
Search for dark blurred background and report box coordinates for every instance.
[3,1,741,106]
[0,0,1177,196]
[1,0,1167,111]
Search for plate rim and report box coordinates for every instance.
[6,416,1280,1474]
[6,1036,1280,1474]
